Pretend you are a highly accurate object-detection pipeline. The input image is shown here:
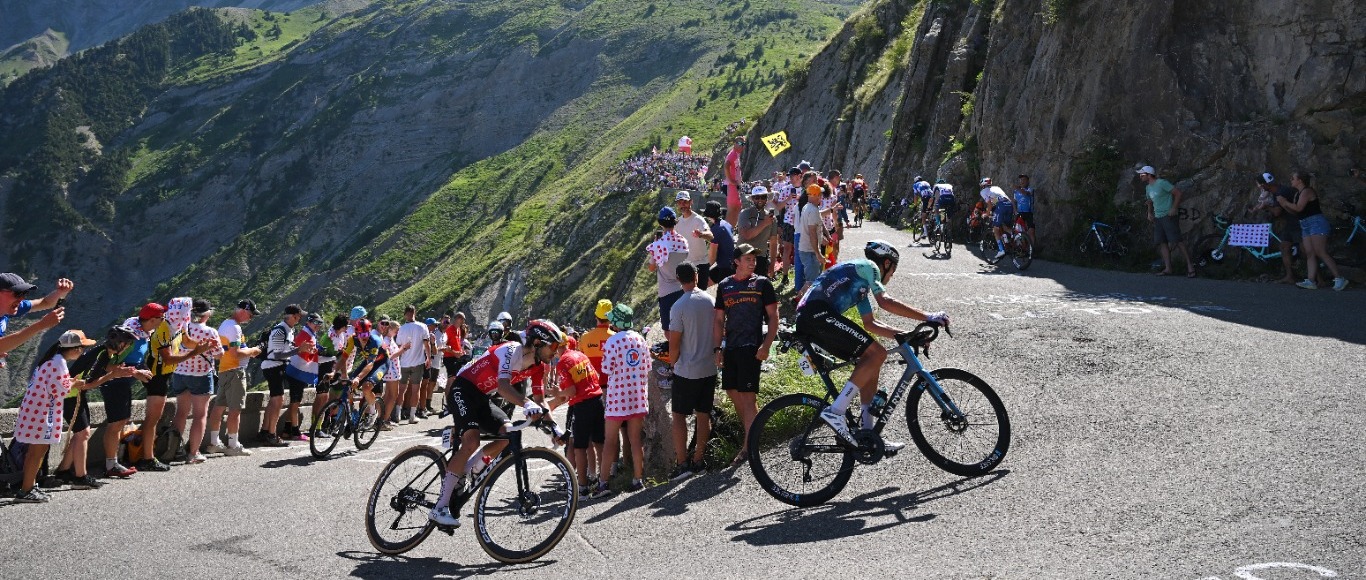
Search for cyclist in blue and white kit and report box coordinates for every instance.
[795,241,949,448]
[931,182,957,225]
[912,176,934,235]
[979,177,1014,260]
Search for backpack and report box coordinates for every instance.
[253,322,287,360]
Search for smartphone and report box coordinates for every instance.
[55,298,66,308]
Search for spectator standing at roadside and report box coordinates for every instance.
[548,341,605,496]
[57,325,141,490]
[666,263,717,481]
[12,330,131,503]
[207,300,261,456]
[1137,165,1196,278]
[1250,173,1302,285]
[797,183,829,296]
[1276,171,1349,290]
[714,244,779,466]
[701,200,735,290]
[135,299,210,471]
[594,304,650,496]
[579,300,614,388]
[723,137,746,227]
[260,305,307,446]
[737,186,778,279]
[0,274,71,359]
[675,190,713,275]
[378,318,409,429]
[442,312,467,394]
[282,312,325,441]
[171,299,223,464]
[397,305,431,424]
[1013,174,1037,248]
[770,167,803,286]
[421,317,443,418]
[646,207,690,334]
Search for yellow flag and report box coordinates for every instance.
[761,131,792,157]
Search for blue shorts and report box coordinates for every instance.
[797,251,822,283]
[170,374,215,396]
[991,202,1015,227]
[1300,214,1330,237]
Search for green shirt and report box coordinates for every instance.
[1146,178,1176,217]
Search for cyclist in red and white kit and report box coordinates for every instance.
[428,320,564,527]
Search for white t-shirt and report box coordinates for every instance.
[217,319,248,370]
[799,202,823,253]
[428,329,445,369]
[676,212,709,264]
[397,321,430,369]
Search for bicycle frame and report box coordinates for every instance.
[1207,216,1284,263]
[1346,215,1365,244]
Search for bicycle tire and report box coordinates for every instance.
[746,393,855,507]
[1194,234,1234,276]
[1012,235,1033,270]
[906,368,1010,477]
[365,445,443,554]
[355,395,383,450]
[474,447,578,564]
[309,400,345,458]
[940,228,953,258]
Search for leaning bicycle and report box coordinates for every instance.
[983,215,1032,270]
[364,418,577,564]
[747,322,1010,507]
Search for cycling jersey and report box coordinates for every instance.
[555,349,602,406]
[913,180,933,198]
[348,333,388,380]
[578,322,611,387]
[1014,186,1034,213]
[981,185,1011,206]
[457,342,545,395]
[796,259,886,316]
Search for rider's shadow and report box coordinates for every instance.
[336,550,553,579]
[581,466,746,524]
[725,470,1009,546]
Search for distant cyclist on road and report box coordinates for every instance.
[428,320,563,527]
[795,241,949,449]
[913,176,933,235]
[979,177,1014,261]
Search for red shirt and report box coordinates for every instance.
[555,350,602,406]
[443,325,464,356]
[725,147,742,183]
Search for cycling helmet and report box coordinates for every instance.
[107,324,137,344]
[525,319,565,347]
[864,240,900,267]
[496,311,513,326]
[305,312,324,325]
[354,319,373,334]
[914,175,923,183]
[979,177,992,186]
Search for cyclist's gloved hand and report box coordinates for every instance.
[522,400,544,419]
[926,311,950,327]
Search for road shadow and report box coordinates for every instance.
[336,550,553,579]
[725,470,1009,546]
[260,454,319,469]
[580,466,745,523]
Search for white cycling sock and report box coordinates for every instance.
[860,403,874,430]
[435,471,464,510]
[228,433,240,447]
[830,381,858,414]
[408,406,418,418]
[106,458,117,470]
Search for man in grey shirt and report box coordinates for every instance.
[667,262,716,482]
[736,186,778,278]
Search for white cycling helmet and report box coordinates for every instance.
[496,311,513,324]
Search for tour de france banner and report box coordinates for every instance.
[761,131,792,157]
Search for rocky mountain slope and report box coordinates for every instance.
[0,0,854,399]
[746,0,1366,249]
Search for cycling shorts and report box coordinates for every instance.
[567,396,606,449]
[991,201,1015,227]
[794,301,874,362]
[145,374,171,397]
[447,376,509,436]
[263,365,287,398]
[920,196,933,212]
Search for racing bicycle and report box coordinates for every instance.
[309,377,383,458]
[1076,217,1131,261]
[364,418,577,564]
[747,322,1010,507]
[982,215,1033,270]
[922,208,953,259]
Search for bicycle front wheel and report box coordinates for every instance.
[309,400,344,458]
[355,396,383,450]
[746,393,855,507]
[365,445,444,554]
[906,368,1010,477]
[473,447,578,564]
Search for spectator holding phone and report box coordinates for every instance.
[13,330,133,502]
[57,325,144,489]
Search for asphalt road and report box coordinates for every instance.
[3,220,1363,579]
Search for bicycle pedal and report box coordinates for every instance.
[437,524,457,535]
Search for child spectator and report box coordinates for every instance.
[594,304,650,496]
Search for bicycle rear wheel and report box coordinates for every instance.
[1194,234,1234,277]
[365,445,444,554]
[309,400,345,458]
[473,447,578,564]
[1012,235,1033,270]
[906,368,1010,477]
[355,396,383,450]
[939,227,953,258]
[746,393,855,507]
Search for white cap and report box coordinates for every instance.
[749,185,769,197]
[1137,165,1156,176]
[674,190,692,202]
[979,177,991,186]
[1261,172,1274,184]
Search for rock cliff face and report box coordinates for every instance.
[748,0,1366,245]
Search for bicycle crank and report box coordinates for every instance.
[853,430,885,465]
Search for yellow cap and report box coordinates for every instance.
[595,299,613,320]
